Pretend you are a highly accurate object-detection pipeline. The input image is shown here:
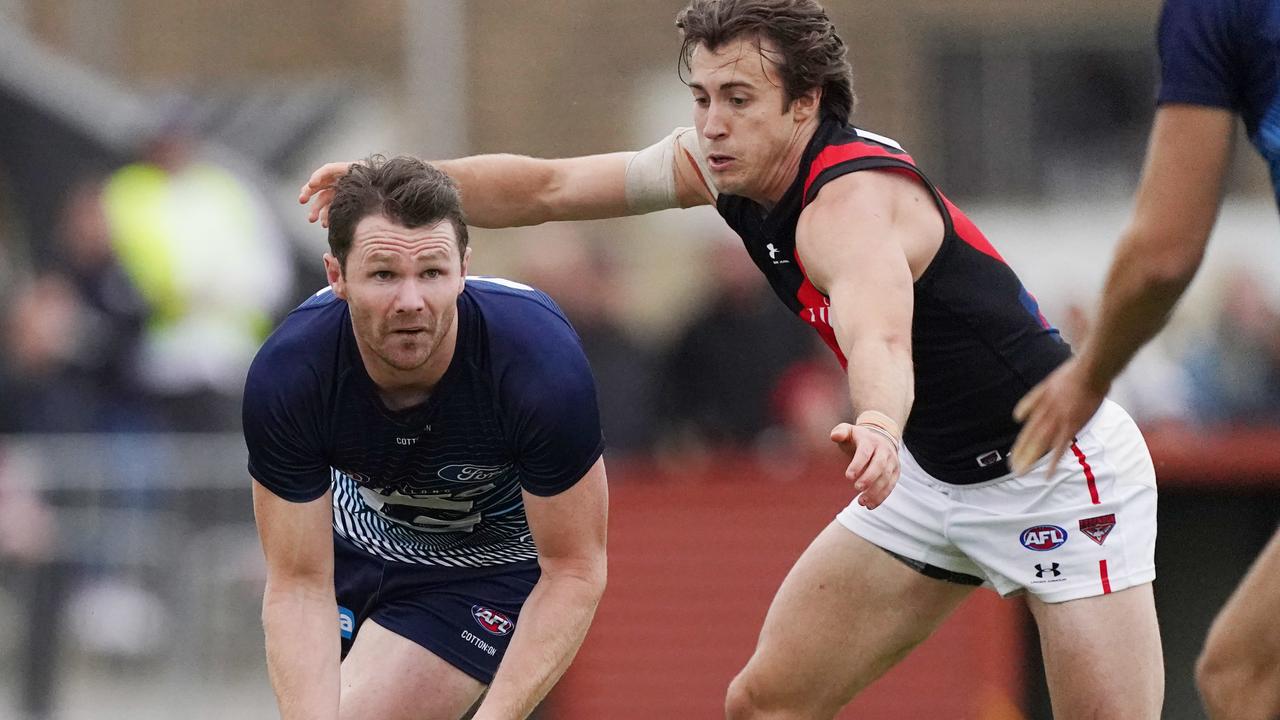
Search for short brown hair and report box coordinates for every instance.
[327,155,469,269]
[676,0,855,123]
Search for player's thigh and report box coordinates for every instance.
[339,618,485,720]
[1198,527,1280,719]
[1027,582,1163,720]
[732,521,975,715]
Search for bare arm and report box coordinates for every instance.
[471,457,608,720]
[1075,105,1234,388]
[253,481,340,720]
[436,153,633,227]
[797,170,932,508]
[1010,104,1235,473]
[299,153,631,228]
[299,130,713,228]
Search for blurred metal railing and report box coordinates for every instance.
[0,433,275,720]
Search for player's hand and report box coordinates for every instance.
[298,161,356,227]
[829,422,900,510]
[1010,357,1107,476]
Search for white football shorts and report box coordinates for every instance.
[837,399,1157,603]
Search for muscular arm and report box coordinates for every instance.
[797,170,934,507]
[471,458,608,720]
[300,130,712,228]
[252,481,339,720]
[434,153,633,227]
[1075,104,1235,389]
[1010,105,1235,473]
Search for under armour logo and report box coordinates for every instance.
[765,243,790,264]
[1034,563,1061,578]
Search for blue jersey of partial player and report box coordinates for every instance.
[243,277,604,568]
[1158,0,1280,203]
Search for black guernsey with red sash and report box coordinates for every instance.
[715,117,1071,484]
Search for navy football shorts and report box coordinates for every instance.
[333,533,541,683]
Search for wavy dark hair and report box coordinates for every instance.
[676,0,855,123]
[327,155,469,269]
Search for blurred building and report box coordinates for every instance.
[14,0,1268,187]
[8,0,1274,337]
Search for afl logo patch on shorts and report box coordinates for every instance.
[1020,525,1068,551]
[471,605,514,636]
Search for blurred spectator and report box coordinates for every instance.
[1184,271,1280,425]
[656,239,816,451]
[752,353,853,481]
[0,166,32,302]
[517,230,657,456]
[0,183,153,432]
[101,128,292,431]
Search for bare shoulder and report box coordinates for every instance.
[805,168,935,219]
[799,169,944,280]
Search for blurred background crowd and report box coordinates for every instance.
[0,1,1278,719]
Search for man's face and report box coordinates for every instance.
[326,215,469,377]
[688,35,811,199]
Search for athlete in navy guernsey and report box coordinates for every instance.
[246,156,607,720]
[300,2,1161,717]
[1013,0,1280,717]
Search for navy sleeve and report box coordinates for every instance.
[242,349,331,503]
[1157,0,1242,109]
[499,308,605,497]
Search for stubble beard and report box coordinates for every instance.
[376,307,453,373]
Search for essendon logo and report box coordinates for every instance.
[1020,525,1068,551]
[1079,514,1117,546]
[471,606,514,636]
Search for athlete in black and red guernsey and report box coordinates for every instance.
[718,118,1071,485]
[299,2,1163,717]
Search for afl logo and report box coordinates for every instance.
[471,606,514,636]
[1020,525,1068,551]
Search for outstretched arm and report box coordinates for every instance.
[441,153,634,227]
[797,170,929,509]
[470,457,608,720]
[1010,104,1235,473]
[300,153,629,228]
[299,130,714,229]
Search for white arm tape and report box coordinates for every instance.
[624,127,719,213]
[674,127,718,202]
[624,129,681,213]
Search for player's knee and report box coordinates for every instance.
[1198,640,1280,717]
[725,668,834,720]
[725,670,796,720]
[725,671,764,720]
[1195,646,1275,720]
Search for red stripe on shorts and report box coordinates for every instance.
[1099,559,1112,594]
[1071,441,1100,504]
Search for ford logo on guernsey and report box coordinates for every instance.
[439,464,511,484]
[472,605,514,636]
[1020,525,1068,551]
